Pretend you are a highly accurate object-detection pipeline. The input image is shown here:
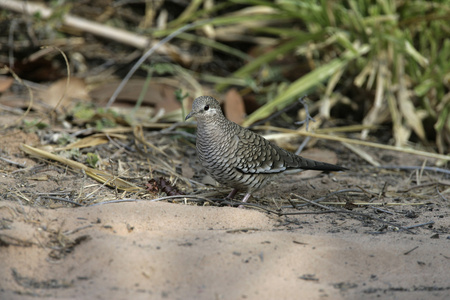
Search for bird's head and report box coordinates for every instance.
[185,96,223,121]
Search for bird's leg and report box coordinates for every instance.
[225,189,250,208]
[241,193,252,203]
[226,188,239,199]
[235,193,252,209]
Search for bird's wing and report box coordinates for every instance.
[233,126,346,174]
[234,127,289,174]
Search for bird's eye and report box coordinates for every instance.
[204,105,209,111]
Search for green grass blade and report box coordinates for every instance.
[216,31,325,91]
[242,45,370,127]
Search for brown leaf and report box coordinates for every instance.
[399,97,426,142]
[224,89,245,125]
[296,149,340,178]
[0,76,14,92]
[57,133,127,151]
[90,79,179,112]
[300,148,339,165]
[39,77,90,110]
[181,161,195,179]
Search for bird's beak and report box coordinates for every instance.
[185,111,194,121]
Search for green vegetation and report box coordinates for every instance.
[152,0,449,151]
[86,152,99,168]
[5,0,448,151]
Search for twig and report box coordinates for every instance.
[295,136,311,155]
[0,156,26,168]
[88,195,215,206]
[370,181,388,204]
[106,19,211,108]
[290,193,415,234]
[252,125,450,161]
[0,234,34,247]
[294,96,316,131]
[282,188,368,208]
[87,194,285,215]
[403,246,419,255]
[37,192,73,196]
[397,181,450,193]
[157,130,196,139]
[342,141,380,167]
[215,199,283,214]
[279,210,350,216]
[41,196,83,206]
[0,103,24,114]
[354,185,380,197]
[1,0,184,53]
[404,221,435,230]
[287,202,425,207]
[8,18,18,68]
[376,165,450,176]
[1,66,34,131]
[249,96,312,129]
[63,225,93,235]
[370,206,395,215]
[13,187,31,203]
[159,121,190,134]
[226,228,261,233]
[105,133,127,150]
[291,194,337,211]
[44,46,70,115]
[436,186,448,201]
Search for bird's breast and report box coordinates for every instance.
[196,120,241,173]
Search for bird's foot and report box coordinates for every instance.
[223,189,251,208]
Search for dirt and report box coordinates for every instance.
[1,126,449,300]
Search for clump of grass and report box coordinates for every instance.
[4,0,448,150]
[234,1,448,150]
[155,0,449,150]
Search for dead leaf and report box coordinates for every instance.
[399,97,426,142]
[181,161,195,179]
[39,77,90,110]
[294,148,342,178]
[0,76,14,92]
[28,175,49,181]
[57,133,127,151]
[20,144,142,192]
[90,79,179,112]
[225,88,245,125]
[300,148,339,165]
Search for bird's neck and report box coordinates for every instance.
[196,115,233,142]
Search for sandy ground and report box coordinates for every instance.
[0,128,449,300]
[1,199,449,300]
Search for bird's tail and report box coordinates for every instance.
[293,157,347,172]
